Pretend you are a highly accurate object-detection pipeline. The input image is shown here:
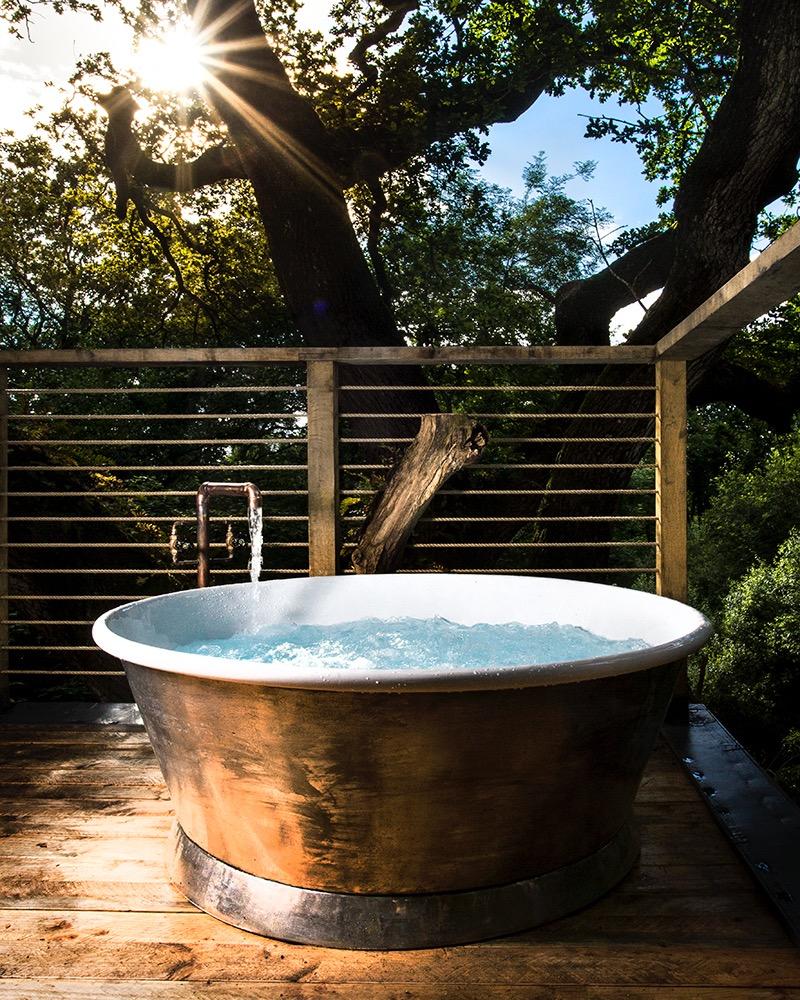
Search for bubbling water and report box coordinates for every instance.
[177,616,648,671]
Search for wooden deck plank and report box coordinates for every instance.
[2,986,800,1000]
[0,729,151,747]
[0,723,796,993]
[1,911,799,986]
[0,830,742,869]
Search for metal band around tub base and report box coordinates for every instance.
[169,820,640,951]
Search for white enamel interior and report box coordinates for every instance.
[92,574,712,692]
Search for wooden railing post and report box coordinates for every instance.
[306,361,340,576]
[0,366,8,705]
[655,358,689,700]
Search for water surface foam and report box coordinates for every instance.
[177,616,649,671]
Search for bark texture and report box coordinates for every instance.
[351,414,488,574]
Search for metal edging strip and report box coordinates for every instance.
[662,703,800,947]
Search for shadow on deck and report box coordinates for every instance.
[0,704,798,998]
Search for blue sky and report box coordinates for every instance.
[484,89,662,231]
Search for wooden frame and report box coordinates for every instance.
[0,367,6,706]
[306,361,340,576]
[657,222,800,360]
[654,359,688,602]
[0,345,655,366]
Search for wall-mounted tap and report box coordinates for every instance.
[196,482,262,588]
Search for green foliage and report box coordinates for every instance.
[702,530,800,796]
[373,154,606,346]
[689,427,800,621]
[578,0,739,204]
[0,127,292,349]
[687,404,778,515]
[724,297,800,389]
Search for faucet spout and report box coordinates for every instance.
[196,482,263,588]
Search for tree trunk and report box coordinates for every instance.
[351,414,488,574]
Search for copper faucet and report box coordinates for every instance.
[196,482,262,588]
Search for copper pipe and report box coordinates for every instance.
[196,482,262,588]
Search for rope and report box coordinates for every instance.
[342,488,655,496]
[8,413,306,421]
[341,436,653,444]
[339,412,654,419]
[9,465,307,472]
[7,385,305,394]
[8,438,306,446]
[338,385,654,392]
[0,568,308,574]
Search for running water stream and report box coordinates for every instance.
[248,506,263,584]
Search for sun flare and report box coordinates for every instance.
[132,23,208,93]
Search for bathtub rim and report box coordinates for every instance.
[92,574,713,693]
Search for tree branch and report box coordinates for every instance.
[366,178,393,302]
[344,62,554,179]
[338,6,576,182]
[554,231,675,346]
[349,2,419,93]
[351,413,488,574]
[130,189,220,336]
[98,87,246,219]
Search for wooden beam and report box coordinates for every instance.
[657,222,800,360]
[655,359,688,602]
[655,359,689,702]
[0,367,6,706]
[306,361,339,577]
[0,345,656,367]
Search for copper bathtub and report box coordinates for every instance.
[93,574,711,949]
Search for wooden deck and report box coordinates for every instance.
[0,719,798,999]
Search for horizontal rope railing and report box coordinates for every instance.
[7,438,306,446]
[6,385,306,394]
[1,595,146,600]
[342,488,655,496]
[341,567,658,575]
[340,463,656,472]
[377,541,655,548]
[7,413,306,421]
[341,436,654,444]
[4,618,90,624]
[4,670,127,676]
[2,490,308,497]
[2,541,307,548]
[409,542,656,549]
[7,465,309,472]
[342,515,657,522]
[339,412,655,419]
[0,515,308,522]
[0,568,308,575]
[338,384,655,392]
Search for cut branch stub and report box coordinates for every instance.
[351,413,488,575]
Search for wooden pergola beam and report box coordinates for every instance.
[657,222,800,360]
[0,345,655,367]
